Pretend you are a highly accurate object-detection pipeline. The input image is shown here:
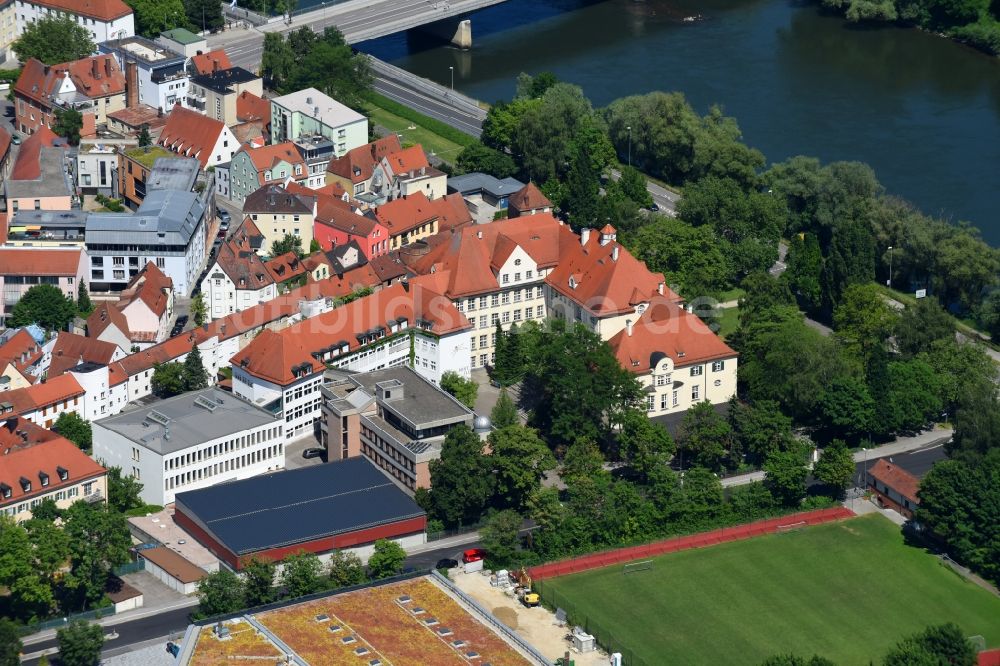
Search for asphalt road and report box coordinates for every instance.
[852,438,948,488]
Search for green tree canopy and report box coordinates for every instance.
[151,362,187,398]
[280,551,325,599]
[817,376,875,444]
[367,539,406,579]
[488,425,555,511]
[53,412,93,452]
[106,467,144,514]
[727,398,794,466]
[440,371,478,410]
[190,293,206,327]
[270,233,304,258]
[327,550,367,589]
[53,109,83,146]
[0,618,23,666]
[882,623,977,666]
[676,401,732,472]
[183,346,209,391]
[427,425,492,527]
[242,556,277,607]
[833,283,897,365]
[13,16,94,65]
[455,142,518,178]
[490,388,519,429]
[894,298,955,357]
[884,359,944,433]
[617,409,676,482]
[196,568,245,618]
[183,0,223,32]
[77,281,93,316]
[63,502,131,608]
[624,215,732,299]
[9,284,77,331]
[480,509,523,567]
[763,449,808,506]
[813,440,856,498]
[56,620,104,666]
[125,0,188,38]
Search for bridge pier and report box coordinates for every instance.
[414,17,472,49]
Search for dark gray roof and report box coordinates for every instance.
[147,157,199,193]
[447,173,524,199]
[175,458,425,555]
[349,366,472,429]
[86,189,204,246]
[9,210,89,228]
[190,67,258,94]
[94,387,279,455]
[243,184,313,214]
[4,147,72,199]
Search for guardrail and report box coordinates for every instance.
[367,56,487,120]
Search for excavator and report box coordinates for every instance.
[514,567,540,607]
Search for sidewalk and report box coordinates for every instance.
[720,428,953,488]
[21,597,199,647]
[407,530,480,555]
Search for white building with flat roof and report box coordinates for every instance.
[269,87,367,157]
[92,387,285,506]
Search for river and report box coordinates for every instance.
[357,0,1000,243]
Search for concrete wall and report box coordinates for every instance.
[141,556,201,595]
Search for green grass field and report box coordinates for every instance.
[540,515,1000,665]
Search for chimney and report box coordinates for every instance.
[612,245,620,262]
[213,59,219,73]
[306,96,313,105]
[658,282,665,295]
[476,230,483,239]
[126,61,139,109]
[92,58,99,79]
[580,228,590,246]
[105,57,111,78]
[420,166,425,176]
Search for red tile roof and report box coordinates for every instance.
[9,125,60,181]
[368,252,411,284]
[213,235,274,290]
[32,0,132,21]
[373,191,438,237]
[14,58,63,109]
[65,55,126,98]
[327,135,401,185]
[432,193,473,233]
[383,145,430,175]
[107,105,168,133]
[119,262,172,318]
[608,299,736,374]
[509,182,551,212]
[0,417,60,449]
[0,374,85,417]
[315,195,379,237]
[0,330,43,383]
[230,278,469,386]
[157,105,225,168]
[263,252,307,283]
[868,459,921,503]
[241,142,305,178]
[0,126,11,163]
[191,49,233,76]
[87,301,131,342]
[236,90,270,124]
[0,436,106,508]
[48,332,122,378]
[0,247,82,276]
[546,225,679,315]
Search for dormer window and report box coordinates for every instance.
[568,277,577,289]
[57,466,68,481]
[39,471,49,487]
[19,477,31,493]
[0,483,11,499]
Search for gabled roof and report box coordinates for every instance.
[31,0,132,22]
[868,459,921,503]
[64,55,126,98]
[373,191,438,237]
[0,374,85,416]
[243,183,313,214]
[0,436,106,507]
[13,59,62,108]
[87,302,131,342]
[212,236,274,291]
[325,239,367,274]
[383,145,430,176]
[0,127,11,162]
[119,262,173,318]
[157,105,225,168]
[608,299,736,374]
[315,195,379,237]
[263,252,306,283]
[546,225,679,315]
[0,330,43,383]
[368,252,412,284]
[9,125,60,181]
[48,332,122,378]
[509,182,551,212]
[0,247,82,276]
[229,328,324,386]
[0,417,60,449]
[327,135,401,184]
[236,90,270,124]
[239,142,305,175]
[432,193,473,233]
[190,49,232,76]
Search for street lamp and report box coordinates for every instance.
[449,66,454,91]
[626,125,632,167]
[887,246,894,287]
[861,447,868,494]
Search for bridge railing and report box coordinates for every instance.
[367,56,487,120]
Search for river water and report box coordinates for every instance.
[357,0,1000,243]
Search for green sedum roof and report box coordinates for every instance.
[160,28,201,45]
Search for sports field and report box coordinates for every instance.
[540,515,1000,665]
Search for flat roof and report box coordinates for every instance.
[160,28,202,45]
[5,148,72,199]
[352,366,472,429]
[447,173,524,199]
[190,67,258,94]
[175,458,425,556]
[101,36,184,65]
[147,157,199,192]
[95,387,279,455]
[271,87,365,129]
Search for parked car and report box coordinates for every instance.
[648,202,660,212]
[218,209,231,224]
[436,558,459,570]
[462,548,486,564]
[11,133,21,145]
[302,447,324,459]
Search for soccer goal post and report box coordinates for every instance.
[775,521,807,534]
[622,560,653,575]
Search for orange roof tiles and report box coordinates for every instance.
[384,145,430,175]
[9,125,60,181]
[65,55,126,98]
[868,459,921,503]
[608,299,736,374]
[214,237,274,290]
[120,262,172,318]
[0,247,82,276]
[32,0,131,21]
[0,374,85,417]
[242,142,305,175]
[546,225,679,315]
[48,332,122,378]
[236,90,270,124]
[87,301,131,341]
[158,105,225,168]
[373,191,438,237]
[191,49,233,76]
[0,436,106,508]
[316,195,379,237]
[0,417,60,449]
[0,330,43,383]
[230,328,325,386]
[107,104,168,133]
[432,193,473,233]
[327,135,401,184]
[509,182,551,212]
[264,252,307,283]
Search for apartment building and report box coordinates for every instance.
[186,66,262,127]
[0,247,86,325]
[270,87,367,155]
[326,135,401,201]
[86,262,173,349]
[228,142,307,204]
[0,329,43,391]
[3,125,72,212]
[0,373,86,428]
[241,183,316,256]
[99,36,189,112]
[14,56,126,137]
[203,218,277,320]
[16,0,134,43]
[156,105,238,170]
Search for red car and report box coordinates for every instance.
[462,548,486,564]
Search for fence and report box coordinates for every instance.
[17,605,116,637]
[529,507,854,581]
[113,559,145,576]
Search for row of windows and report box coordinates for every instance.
[459,286,544,313]
[360,428,417,473]
[474,306,545,330]
[362,443,416,491]
[470,352,495,369]
[2,482,93,521]
[164,426,281,470]
[165,445,281,490]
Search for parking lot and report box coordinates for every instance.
[284,432,326,470]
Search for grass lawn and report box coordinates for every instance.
[363,98,468,165]
[540,515,1000,665]
[716,306,740,340]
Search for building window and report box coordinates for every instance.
[491,294,499,307]
[690,366,703,377]
[502,274,509,284]
[646,395,655,411]
[712,360,725,372]
[692,385,700,401]
[501,292,510,305]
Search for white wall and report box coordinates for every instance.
[16,2,134,43]
[92,426,163,504]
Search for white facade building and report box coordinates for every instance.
[269,87,368,157]
[16,0,134,44]
[92,387,284,506]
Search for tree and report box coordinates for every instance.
[480,510,522,566]
[490,388,519,429]
[309,238,321,254]
[488,425,556,511]
[624,215,732,298]
[728,398,794,466]
[0,618,22,666]
[883,623,977,666]
[136,123,152,148]
[125,0,187,38]
[56,620,104,666]
[52,108,84,146]
[196,568,245,617]
[440,371,477,410]
[949,383,1000,463]
[562,139,603,229]
[270,233,304,258]
[183,0,223,32]
[919,339,996,416]
[27,518,70,584]
[53,412,93,452]
[242,557,277,607]
[833,283,897,365]
[327,550,367,589]
[763,449,808,506]
[13,16,94,65]
[456,143,517,178]
[190,293,206,327]
[280,551,325,598]
[9,284,77,331]
[262,32,296,90]
[561,438,607,485]
[893,298,953,357]
[183,346,209,391]
[493,322,524,386]
[676,401,732,472]
[884,359,943,433]
[0,517,40,619]
[813,441,855,498]
[367,539,406,579]
[760,656,834,666]
[618,166,653,208]
[62,502,131,608]
[617,409,676,482]
[817,376,875,444]
[77,281,93,315]
[30,497,62,522]
[151,362,187,398]
[427,425,492,527]
[106,467,144,514]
